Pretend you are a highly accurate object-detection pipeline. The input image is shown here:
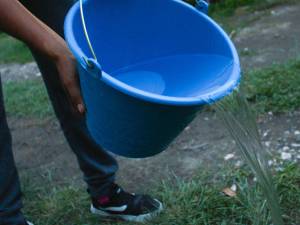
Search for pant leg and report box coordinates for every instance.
[19,0,119,197]
[0,76,26,225]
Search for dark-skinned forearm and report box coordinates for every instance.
[0,0,66,60]
[0,0,85,114]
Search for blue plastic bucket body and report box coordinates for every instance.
[79,65,201,157]
[64,0,241,158]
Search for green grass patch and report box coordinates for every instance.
[0,33,33,64]
[3,79,54,117]
[243,59,300,113]
[210,0,261,17]
[22,163,300,225]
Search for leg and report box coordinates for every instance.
[15,2,163,222]
[0,76,25,225]
[19,0,118,197]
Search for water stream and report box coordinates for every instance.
[212,91,284,225]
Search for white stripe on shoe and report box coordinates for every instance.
[90,200,163,223]
[27,222,34,225]
[98,205,128,212]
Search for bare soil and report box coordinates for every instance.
[233,3,300,70]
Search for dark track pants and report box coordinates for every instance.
[0,1,118,224]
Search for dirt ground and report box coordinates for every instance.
[3,2,300,192]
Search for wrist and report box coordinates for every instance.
[40,33,73,62]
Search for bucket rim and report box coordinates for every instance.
[64,0,241,106]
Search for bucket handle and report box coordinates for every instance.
[79,0,102,76]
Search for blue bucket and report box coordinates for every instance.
[64,0,240,158]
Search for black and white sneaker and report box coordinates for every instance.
[26,221,34,225]
[91,184,163,223]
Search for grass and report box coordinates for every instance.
[0,33,33,64]
[3,79,54,117]
[22,163,300,225]
[243,59,300,113]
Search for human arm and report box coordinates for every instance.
[0,0,85,114]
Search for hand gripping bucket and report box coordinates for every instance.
[64,0,241,158]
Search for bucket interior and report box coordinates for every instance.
[67,0,240,101]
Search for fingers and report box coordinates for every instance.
[57,60,86,115]
[65,75,86,114]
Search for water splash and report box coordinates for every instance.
[212,90,284,225]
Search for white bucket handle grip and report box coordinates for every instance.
[79,0,98,64]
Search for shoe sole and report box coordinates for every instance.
[27,222,34,225]
[90,199,163,223]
